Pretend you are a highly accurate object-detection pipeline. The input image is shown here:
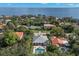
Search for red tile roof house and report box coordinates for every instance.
[51,36,69,52]
[51,36,68,47]
[15,32,24,40]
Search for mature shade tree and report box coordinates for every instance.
[0,38,32,56]
[24,29,33,41]
[50,27,65,37]
[16,25,26,32]
[47,44,64,56]
[11,17,19,27]
[7,22,16,30]
[4,30,18,46]
[68,33,79,55]
[74,29,79,35]
[62,17,72,22]
[61,24,74,33]
[47,44,58,52]
[20,15,27,19]
[50,20,59,26]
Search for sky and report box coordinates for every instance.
[0,3,79,8]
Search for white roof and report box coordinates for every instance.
[34,32,46,36]
[33,46,46,49]
[63,40,68,44]
[44,24,55,26]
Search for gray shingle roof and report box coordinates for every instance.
[33,35,48,43]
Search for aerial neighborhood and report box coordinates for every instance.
[0,15,79,56]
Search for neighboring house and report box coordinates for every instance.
[51,36,69,52]
[30,17,36,20]
[5,19,11,24]
[32,32,49,54]
[44,24,56,29]
[34,33,46,36]
[59,22,71,26]
[29,26,41,29]
[34,31,50,36]
[51,36,69,47]
[22,26,42,29]
[4,16,11,19]
[0,22,5,29]
[15,32,24,40]
[17,25,41,29]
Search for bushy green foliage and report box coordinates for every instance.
[50,27,64,37]
[0,15,79,56]
[0,39,32,56]
[74,29,79,35]
[4,30,18,45]
[62,24,74,33]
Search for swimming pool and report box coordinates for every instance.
[35,47,45,54]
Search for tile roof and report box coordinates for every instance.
[0,22,5,29]
[15,32,24,40]
[51,36,68,46]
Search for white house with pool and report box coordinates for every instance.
[32,32,49,54]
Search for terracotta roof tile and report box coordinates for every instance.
[51,36,68,46]
[15,32,24,40]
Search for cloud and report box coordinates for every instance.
[65,3,79,7]
[74,4,79,7]
[65,4,75,6]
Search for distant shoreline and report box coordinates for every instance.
[0,8,79,19]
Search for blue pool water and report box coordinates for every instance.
[35,48,45,54]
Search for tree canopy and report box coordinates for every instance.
[4,30,18,45]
